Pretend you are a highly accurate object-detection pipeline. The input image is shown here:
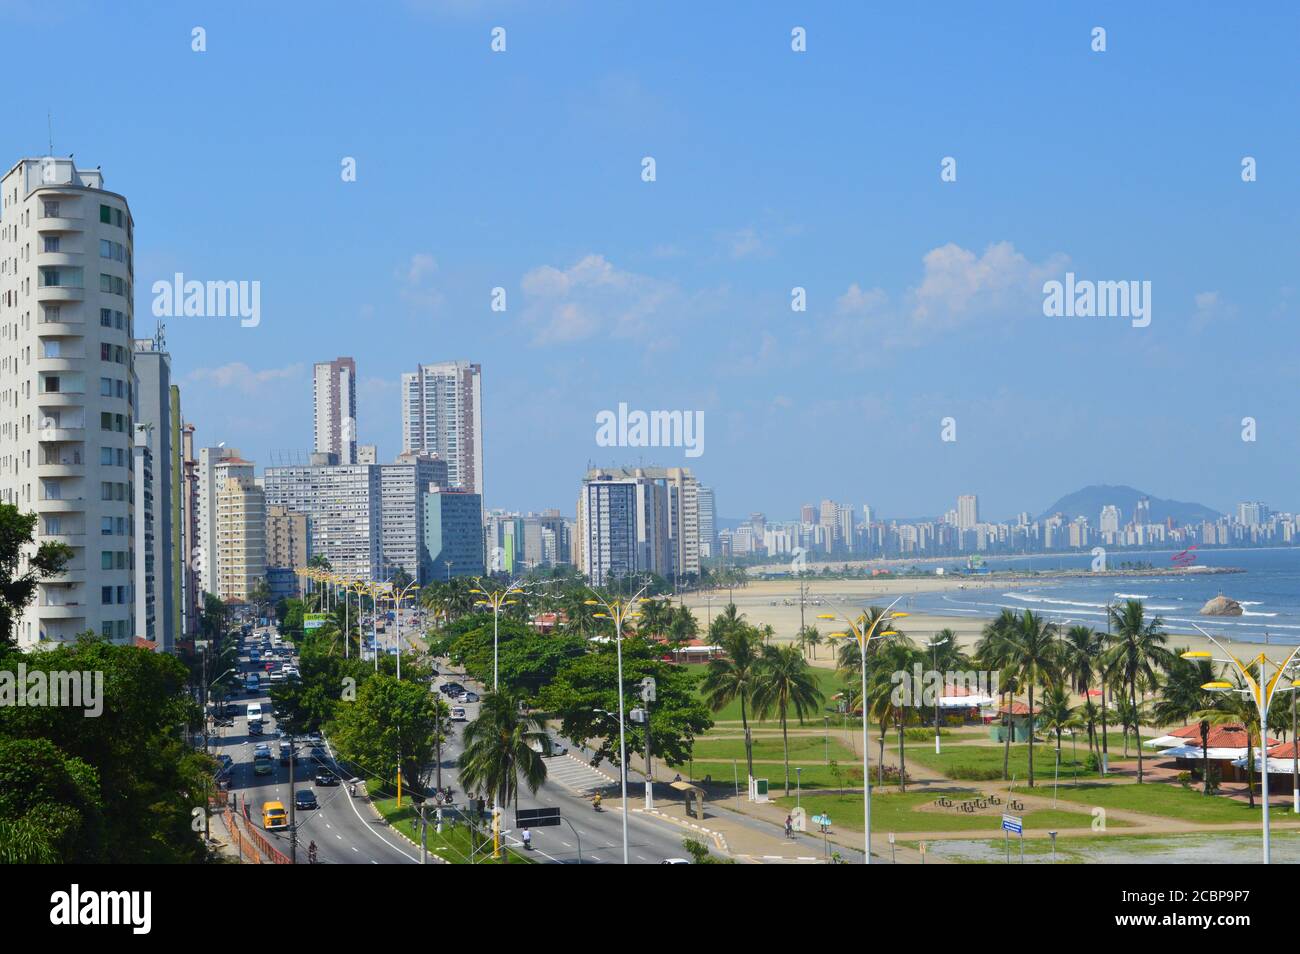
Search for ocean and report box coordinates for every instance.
[901,547,1300,644]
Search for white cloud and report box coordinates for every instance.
[186,362,304,390]
[832,241,1068,350]
[520,253,675,345]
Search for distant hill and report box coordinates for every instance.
[1037,485,1222,526]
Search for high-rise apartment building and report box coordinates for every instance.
[179,422,200,637]
[401,361,483,495]
[1100,504,1121,534]
[379,451,448,584]
[957,494,979,530]
[133,334,180,649]
[577,468,683,585]
[196,446,247,597]
[421,488,485,580]
[0,157,137,646]
[132,424,155,644]
[263,458,382,582]
[214,471,265,603]
[265,504,309,602]
[313,357,357,465]
[697,485,716,559]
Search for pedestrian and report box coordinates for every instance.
[784,815,793,838]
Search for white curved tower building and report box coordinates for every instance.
[0,157,136,646]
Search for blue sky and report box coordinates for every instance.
[16,1,1298,520]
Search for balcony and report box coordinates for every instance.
[36,250,82,268]
[39,427,85,442]
[34,496,84,513]
[37,355,84,373]
[37,391,85,407]
[36,216,84,233]
[41,532,85,547]
[37,460,84,478]
[38,603,88,621]
[36,285,84,304]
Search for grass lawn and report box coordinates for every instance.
[1052,781,1277,824]
[672,760,863,792]
[772,790,1118,834]
[689,734,858,763]
[372,797,535,864]
[902,741,1102,783]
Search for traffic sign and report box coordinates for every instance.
[516,806,562,828]
[1001,814,1023,834]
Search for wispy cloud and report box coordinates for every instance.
[185,362,304,390]
[520,253,676,345]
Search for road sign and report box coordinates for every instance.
[516,806,562,828]
[1001,814,1023,834]
[640,677,656,702]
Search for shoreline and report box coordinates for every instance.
[681,576,1290,666]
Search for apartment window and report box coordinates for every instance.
[43,236,60,253]
[101,551,113,570]
[100,239,111,258]
[101,622,112,638]
[99,273,111,293]
[101,343,111,360]
[100,204,112,224]
[101,586,112,605]
[101,482,112,501]
[116,518,126,535]
[117,586,126,604]
[100,447,112,465]
[44,201,60,218]
[43,376,60,393]
[115,380,124,398]
[100,412,112,430]
[101,517,113,536]
[100,377,112,396]
[116,552,126,569]
[42,306,61,323]
[101,308,112,327]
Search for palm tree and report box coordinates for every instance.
[797,624,823,661]
[1037,683,1076,763]
[636,598,672,641]
[457,691,549,861]
[975,609,1017,779]
[867,641,920,790]
[701,622,762,779]
[997,610,1059,787]
[1104,600,1173,783]
[1151,649,1214,727]
[1061,625,1104,756]
[752,645,824,795]
[666,605,699,647]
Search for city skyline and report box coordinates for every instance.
[6,3,1290,519]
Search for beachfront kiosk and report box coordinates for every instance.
[990,702,1037,743]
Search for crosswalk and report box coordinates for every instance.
[543,754,614,794]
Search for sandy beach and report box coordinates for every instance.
[682,577,1284,670]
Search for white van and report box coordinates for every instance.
[246,703,263,723]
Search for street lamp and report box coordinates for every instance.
[818,597,907,865]
[391,579,421,680]
[470,578,529,692]
[927,634,950,755]
[1182,623,1300,865]
[586,584,649,865]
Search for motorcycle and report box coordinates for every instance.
[308,842,318,864]
[592,795,603,812]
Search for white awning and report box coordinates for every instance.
[1160,744,1249,760]
[1145,735,1185,749]
[1232,755,1300,775]
[939,693,997,708]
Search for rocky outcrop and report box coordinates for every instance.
[1200,595,1243,617]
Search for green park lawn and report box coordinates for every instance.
[671,760,863,792]
[902,742,1102,783]
[689,734,859,763]
[1052,781,1277,824]
[772,790,1119,835]
[372,797,535,864]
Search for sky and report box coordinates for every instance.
[12,0,1298,522]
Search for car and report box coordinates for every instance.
[450,706,467,722]
[440,683,464,696]
[314,769,339,786]
[248,720,264,736]
[660,858,691,864]
[278,742,293,766]
[214,753,234,774]
[457,691,479,704]
[307,731,323,747]
[262,801,289,830]
[269,672,286,684]
[254,742,271,756]
[294,790,318,810]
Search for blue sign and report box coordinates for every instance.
[1001,814,1023,834]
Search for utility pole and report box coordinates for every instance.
[288,740,297,864]
[419,800,428,864]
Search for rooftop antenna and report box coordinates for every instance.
[153,320,166,352]
[47,110,53,155]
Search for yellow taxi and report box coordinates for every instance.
[262,800,288,830]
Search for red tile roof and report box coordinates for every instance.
[997,702,1037,716]
[1167,723,1278,749]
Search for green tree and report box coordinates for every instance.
[701,620,762,778]
[0,504,71,649]
[332,674,442,795]
[752,644,824,796]
[1104,600,1172,783]
[457,691,547,862]
[997,610,1059,787]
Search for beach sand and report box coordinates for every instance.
[682,578,1284,670]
